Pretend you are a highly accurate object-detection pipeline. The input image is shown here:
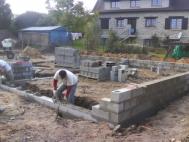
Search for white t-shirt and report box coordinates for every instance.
[0,60,12,72]
[54,69,78,86]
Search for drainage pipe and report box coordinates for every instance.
[0,84,97,122]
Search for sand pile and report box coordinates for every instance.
[21,46,43,58]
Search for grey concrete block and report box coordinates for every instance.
[109,111,132,124]
[124,98,137,111]
[92,104,110,121]
[111,88,133,103]
[110,71,118,81]
[112,66,119,72]
[130,101,153,118]
[118,69,127,82]
[100,98,124,113]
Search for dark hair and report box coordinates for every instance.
[59,70,66,79]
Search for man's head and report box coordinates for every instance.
[59,70,66,79]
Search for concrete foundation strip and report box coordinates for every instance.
[0,84,97,122]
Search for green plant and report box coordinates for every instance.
[105,31,148,54]
[151,34,161,48]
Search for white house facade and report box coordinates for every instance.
[93,0,189,46]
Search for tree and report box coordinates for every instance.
[0,0,12,29]
[14,11,56,29]
[84,14,101,50]
[47,0,89,32]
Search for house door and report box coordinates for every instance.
[127,18,137,35]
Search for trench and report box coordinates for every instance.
[16,82,98,110]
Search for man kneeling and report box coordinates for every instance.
[52,69,78,104]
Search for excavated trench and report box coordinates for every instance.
[18,82,98,110]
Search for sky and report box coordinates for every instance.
[6,0,97,15]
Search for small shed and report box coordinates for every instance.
[18,26,72,48]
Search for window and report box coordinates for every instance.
[145,18,157,27]
[152,0,161,6]
[144,39,152,47]
[101,18,109,29]
[111,0,119,8]
[170,18,182,29]
[165,17,188,30]
[116,19,124,28]
[130,0,140,8]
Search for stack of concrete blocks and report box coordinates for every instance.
[80,60,113,81]
[11,61,33,80]
[92,71,189,125]
[110,66,120,81]
[118,65,129,82]
[55,47,80,68]
[111,65,129,82]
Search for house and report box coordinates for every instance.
[93,0,189,46]
[18,26,72,48]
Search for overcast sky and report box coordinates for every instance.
[6,0,97,15]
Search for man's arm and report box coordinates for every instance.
[53,79,58,90]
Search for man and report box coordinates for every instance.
[0,59,14,82]
[53,69,78,104]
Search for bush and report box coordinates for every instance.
[105,31,148,54]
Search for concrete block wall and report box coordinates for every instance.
[92,72,189,125]
[80,60,111,81]
[81,55,189,72]
[55,47,80,68]
[129,59,189,72]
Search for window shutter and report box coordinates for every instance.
[165,18,170,29]
[182,18,188,30]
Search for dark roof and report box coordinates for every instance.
[171,0,189,10]
[94,0,189,14]
[20,26,63,32]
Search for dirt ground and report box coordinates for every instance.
[1,91,189,142]
[1,49,189,141]
[20,68,179,110]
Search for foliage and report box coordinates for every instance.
[46,0,91,33]
[105,31,148,54]
[84,13,101,50]
[73,39,85,50]
[151,34,161,48]
[0,0,12,29]
[14,11,56,29]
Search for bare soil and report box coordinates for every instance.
[20,68,178,110]
[1,91,189,142]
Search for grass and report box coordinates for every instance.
[72,39,106,52]
[72,39,86,51]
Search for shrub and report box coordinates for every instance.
[105,31,148,54]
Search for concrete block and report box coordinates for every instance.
[111,88,133,103]
[131,87,145,97]
[119,65,128,70]
[100,98,124,113]
[124,98,137,111]
[118,69,127,82]
[110,71,118,81]
[109,111,132,124]
[112,66,119,72]
[130,101,153,118]
[92,104,110,121]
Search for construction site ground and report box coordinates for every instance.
[1,91,189,142]
[1,48,189,141]
[16,51,181,109]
